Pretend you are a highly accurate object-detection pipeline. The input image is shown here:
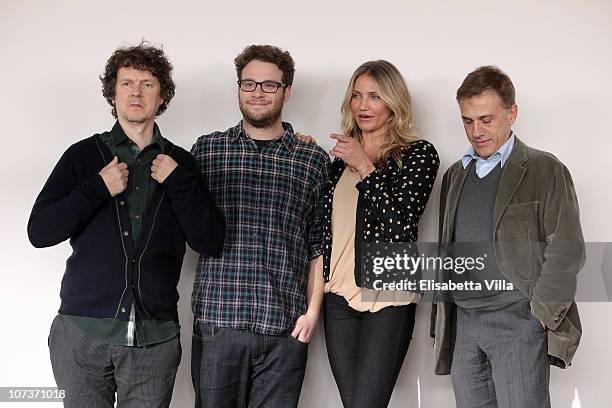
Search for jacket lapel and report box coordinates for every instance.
[443,162,472,242]
[493,137,528,232]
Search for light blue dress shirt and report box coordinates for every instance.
[462,133,515,178]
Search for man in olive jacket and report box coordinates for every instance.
[431,66,585,408]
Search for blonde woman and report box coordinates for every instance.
[321,60,439,407]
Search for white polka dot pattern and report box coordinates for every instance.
[322,139,440,283]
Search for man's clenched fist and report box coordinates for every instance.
[151,154,177,183]
[99,156,128,197]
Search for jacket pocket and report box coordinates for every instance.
[496,201,540,281]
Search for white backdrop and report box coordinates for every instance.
[1,1,611,407]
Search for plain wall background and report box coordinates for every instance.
[1,1,611,407]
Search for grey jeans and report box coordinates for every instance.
[48,314,181,408]
[451,300,550,408]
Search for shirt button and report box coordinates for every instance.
[135,215,140,220]
[131,258,136,263]
[123,231,129,236]
[120,201,125,206]
[135,186,140,191]
[121,307,126,313]
[131,284,135,289]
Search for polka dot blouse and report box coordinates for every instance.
[321,139,440,284]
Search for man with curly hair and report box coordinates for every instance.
[191,44,330,407]
[28,43,225,407]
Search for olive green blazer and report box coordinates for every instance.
[432,136,585,375]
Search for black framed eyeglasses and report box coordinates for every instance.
[237,80,286,93]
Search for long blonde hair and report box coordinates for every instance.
[340,60,419,167]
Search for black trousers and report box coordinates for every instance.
[323,293,416,408]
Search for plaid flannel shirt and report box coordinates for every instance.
[191,121,330,335]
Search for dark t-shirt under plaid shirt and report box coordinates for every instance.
[191,121,331,336]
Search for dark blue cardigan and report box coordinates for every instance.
[28,133,225,322]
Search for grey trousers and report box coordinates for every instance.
[450,300,550,408]
[48,314,181,408]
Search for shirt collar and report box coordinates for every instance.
[462,132,515,169]
[230,120,297,152]
[110,121,166,151]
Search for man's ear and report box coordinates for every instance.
[283,85,292,103]
[508,103,518,125]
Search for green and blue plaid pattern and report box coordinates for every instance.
[191,121,330,336]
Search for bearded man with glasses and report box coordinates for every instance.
[190,44,330,408]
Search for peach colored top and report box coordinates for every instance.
[324,167,420,312]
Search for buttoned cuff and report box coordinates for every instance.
[530,299,572,331]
